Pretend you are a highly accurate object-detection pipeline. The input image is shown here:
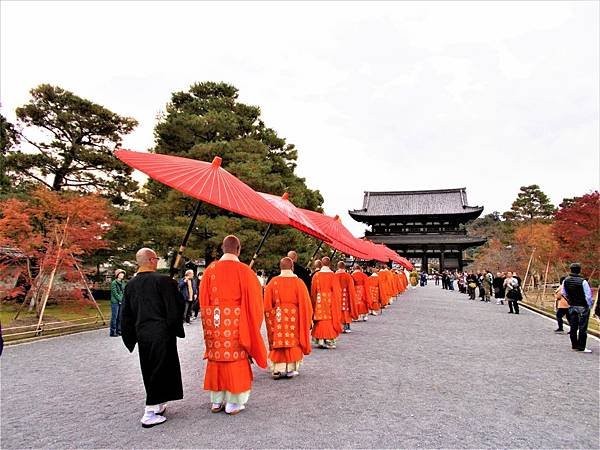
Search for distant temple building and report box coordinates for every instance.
[349,188,486,272]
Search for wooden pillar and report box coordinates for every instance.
[440,251,445,271]
[422,255,429,273]
[458,250,464,271]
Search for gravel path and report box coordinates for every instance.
[1,284,598,449]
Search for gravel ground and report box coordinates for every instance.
[1,284,598,449]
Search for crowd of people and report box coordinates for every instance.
[115,235,410,428]
[429,265,597,352]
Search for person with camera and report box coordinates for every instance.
[504,271,522,314]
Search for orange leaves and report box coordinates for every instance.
[553,191,600,271]
[0,188,114,260]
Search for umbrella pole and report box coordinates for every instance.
[331,249,337,260]
[306,240,323,266]
[170,201,202,278]
[249,224,272,269]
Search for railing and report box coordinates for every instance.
[3,315,106,343]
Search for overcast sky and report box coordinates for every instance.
[1,1,598,235]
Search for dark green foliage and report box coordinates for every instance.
[139,81,324,270]
[0,113,19,193]
[502,184,556,221]
[5,84,139,204]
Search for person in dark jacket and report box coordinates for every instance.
[287,250,311,291]
[121,248,185,428]
[561,263,594,353]
[493,272,505,305]
[110,269,126,337]
[178,269,198,324]
[466,272,478,300]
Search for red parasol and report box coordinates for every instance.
[299,209,372,259]
[114,149,289,225]
[258,193,331,242]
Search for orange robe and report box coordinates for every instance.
[199,259,267,394]
[391,272,400,295]
[378,270,393,307]
[264,275,313,364]
[399,271,409,291]
[310,269,342,339]
[335,270,359,323]
[366,274,382,311]
[351,271,371,315]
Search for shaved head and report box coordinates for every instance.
[222,235,241,255]
[287,250,298,262]
[337,261,346,270]
[280,257,294,270]
[353,265,362,272]
[314,259,322,270]
[321,256,331,267]
[136,248,157,268]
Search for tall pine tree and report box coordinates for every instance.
[134,81,324,270]
[503,185,556,221]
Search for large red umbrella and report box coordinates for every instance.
[114,149,289,274]
[258,193,331,242]
[115,149,289,224]
[299,209,372,260]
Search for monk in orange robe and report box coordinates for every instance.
[311,256,342,349]
[264,257,313,379]
[335,261,358,333]
[351,265,371,321]
[378,266,394,308]
[366,267,382,315]
[199,235,267,416]
[399,270,409,292]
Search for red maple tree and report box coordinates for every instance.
[553,191,600,274]
[0,188,114,312]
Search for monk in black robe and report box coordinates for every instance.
[121,247,185,428]
[288,250,312,291]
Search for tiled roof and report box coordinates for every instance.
[367,234,487,246]
[349,188,483,217]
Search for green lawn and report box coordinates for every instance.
[1,300,112,328]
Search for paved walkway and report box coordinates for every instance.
[1,284,599,449]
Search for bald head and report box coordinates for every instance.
[136,248,157,269]
[353,264,362,272]
[337,261,346,270]
[222,235,241,256]
[280,257,294,271]
[287,250,298,262]
[321,256,331,267]
[313,259,322,270]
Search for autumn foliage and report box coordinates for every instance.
[553,191,600,271]
[0,188,114,305]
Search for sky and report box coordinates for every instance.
[1,1,598,236]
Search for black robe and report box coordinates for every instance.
[121,271,185,405]
[293,264,312,292]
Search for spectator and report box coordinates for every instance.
[493,272,505,305]
[504,271,521,314]
[110,269,126,337]
[178,269,198,324]
[482,270,493,303]
[554,276,569,333]
[562,263,593,353]
[466,272,477,300]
